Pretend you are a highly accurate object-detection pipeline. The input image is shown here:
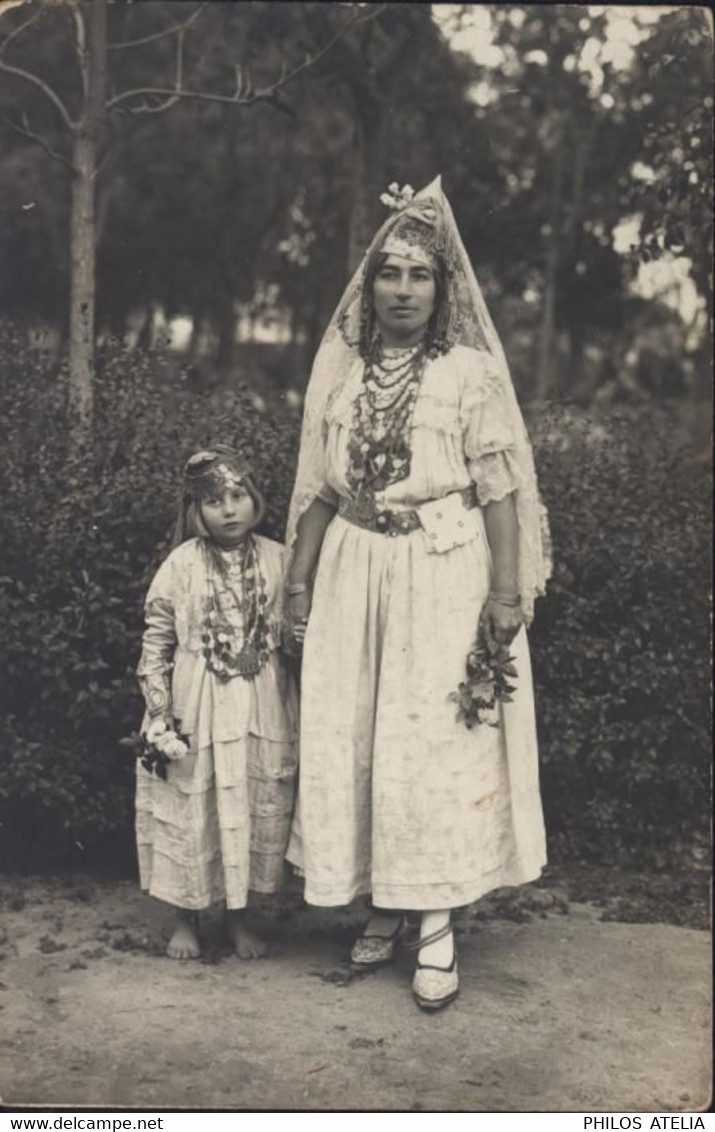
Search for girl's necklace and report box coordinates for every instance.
[202,536,270,681]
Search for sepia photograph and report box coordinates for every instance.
[0,0,711,1114]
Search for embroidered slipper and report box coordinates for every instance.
[349,916,405,970]
[407,923,459,1011]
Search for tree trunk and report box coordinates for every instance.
[215,291,236,374]
[535,132,564,402]
[346,87,382,276]
[347,120,370,276]
[305,276,326,376]
[68,0,107,433]
[69,131,96,426]
[188,312,206,360]
[136,306,154,351]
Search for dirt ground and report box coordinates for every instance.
[0,872,710,1113]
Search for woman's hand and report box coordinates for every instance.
[288,588,312,647]
[481,596,522,655]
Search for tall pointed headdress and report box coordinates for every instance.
[285,177,551,623]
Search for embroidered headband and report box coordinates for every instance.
[183,447,252,499]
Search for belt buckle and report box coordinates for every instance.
[376,508,415,537]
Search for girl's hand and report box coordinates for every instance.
[288,588,312,646]
[481,597,522,655]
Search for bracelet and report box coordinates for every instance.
[489,591,521,607]
[287,582,309,596]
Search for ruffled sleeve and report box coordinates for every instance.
[461,349,521,506]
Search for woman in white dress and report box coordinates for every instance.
[284,178,551,1010]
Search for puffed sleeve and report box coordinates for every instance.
[136,555,178,719]
[461,350,521,506]
[317,481,338,508]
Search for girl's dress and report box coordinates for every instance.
[287,344,546,910]
[136,535,298,910]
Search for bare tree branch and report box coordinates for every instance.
[0,58,77,129]
[0,108,75,168]
[72,4,88,102]
[106,4,386,116]
[0,6,42,58]
[107,2,208,50]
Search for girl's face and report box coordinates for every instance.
[200,484,256,546]
[372,254,436,347]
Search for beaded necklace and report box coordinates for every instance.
[346,340,428,500]
[201,535,270,680]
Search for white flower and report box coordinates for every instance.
[146,718,168,743]
[381,183,417,212]
[217,632,229,644]
[165,735,189,760]
[153,729,190,761]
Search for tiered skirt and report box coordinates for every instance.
[136,651,298,910]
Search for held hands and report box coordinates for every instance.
[481,592,523,655]
[287,586,312,647]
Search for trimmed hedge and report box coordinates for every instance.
[530,402,711,866]
[0,328,710,871]
[0,328,298,869]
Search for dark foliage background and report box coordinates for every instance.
[0,328,299,870]
[0,4,711,403]
[0,3,711,880]
[528,403,711,867]
[0,329,710,873]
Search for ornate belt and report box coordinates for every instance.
[338,486,476,538]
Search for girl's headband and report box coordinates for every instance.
[183,448,252,499]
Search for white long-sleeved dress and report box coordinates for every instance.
[136,536,298,910]
[287,345,546,910]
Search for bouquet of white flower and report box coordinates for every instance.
[137,717,190,779]
[145,718,189,759]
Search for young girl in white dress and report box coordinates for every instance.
[136,446,298,959]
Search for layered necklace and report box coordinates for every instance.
[201,535,270,681]
[346,339,428,500]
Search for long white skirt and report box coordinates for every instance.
[287,511,546,910]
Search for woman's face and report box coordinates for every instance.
[200,484,256,546]
[372,254,436,347]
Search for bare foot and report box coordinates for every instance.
[167,911,200,960]
[225,910,268,959]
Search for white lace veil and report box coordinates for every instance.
[284,176,551,624]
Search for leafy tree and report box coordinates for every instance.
[0,0,380,428]
[623,7,712,293]
[441,5,711,400]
